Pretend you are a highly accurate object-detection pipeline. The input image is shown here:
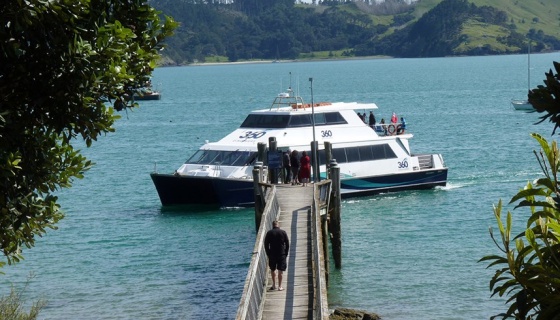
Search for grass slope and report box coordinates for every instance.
[374,0,560,53]
[392,0,560,37]
[470,0,560,37]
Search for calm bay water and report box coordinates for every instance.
[1,53,559,319]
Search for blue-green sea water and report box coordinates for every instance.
[1,53,559,319]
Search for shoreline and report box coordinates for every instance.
[159,50,560,68]
[159,55,393,67]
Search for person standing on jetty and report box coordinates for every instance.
[299,151,311,187]
[290,150,300,185]
[282,150,291,184]
[264,220,290,291]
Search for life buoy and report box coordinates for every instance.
[387,124,396,135]
[396,124,403,134]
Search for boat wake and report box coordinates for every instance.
[436,182,463,190]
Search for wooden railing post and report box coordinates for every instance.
[311,140,319,182]
[253,162,263,232]
[268,137,278,184]
[330,160,342,269]
[324,141,332,179]
[257,142,266,163]
[322,212,329,285]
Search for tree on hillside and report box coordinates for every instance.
[480,63,560,319]
[0,1,177,267]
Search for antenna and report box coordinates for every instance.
[289,71,292,90]
[309,77,318,182]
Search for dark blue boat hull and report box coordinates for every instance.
[150,173,219,206]
[150,168,448,208]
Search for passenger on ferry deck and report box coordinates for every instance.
[369,111,376,127]
[380,118,387,135]
[357,112,363,122]
[397,117,407,135]
[359,112,366,123]
[391,112,398,123]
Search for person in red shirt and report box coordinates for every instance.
[299,151,311,187]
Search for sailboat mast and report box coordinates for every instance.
[527,42,531,93]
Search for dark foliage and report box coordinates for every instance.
[529,61,560,134]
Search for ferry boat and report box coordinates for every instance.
[150,89,448,207]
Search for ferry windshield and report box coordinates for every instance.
[186,150,257,166]
[240,113,347,128]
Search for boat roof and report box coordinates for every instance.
[254,91,378,114]
[253,101,378,114]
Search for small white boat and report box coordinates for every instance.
[151,87,448,207]
[512,44,534,111]
[511,99,533,111]
[134,90,161,100]
[133,79,162,100]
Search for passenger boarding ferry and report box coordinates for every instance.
[150,89,448,207]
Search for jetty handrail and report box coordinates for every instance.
[312,180,331,320]
[236,186,279,320]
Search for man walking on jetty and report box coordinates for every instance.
[264,220,290,291]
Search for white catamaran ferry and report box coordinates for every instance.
[151,88,448,207]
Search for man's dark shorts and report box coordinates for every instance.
[268,255,287,271]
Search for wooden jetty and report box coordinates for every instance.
[261,184,313,319]
[236,161,341,320]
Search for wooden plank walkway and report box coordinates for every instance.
[261,184,314,320]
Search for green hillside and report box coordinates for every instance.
[355,0,560,56]
[468,0,552,47]
[153,0,560,64]
[357,0,560,52]
[471,0,560,37]
[362,0,559,36]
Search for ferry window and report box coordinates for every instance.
[220,152,239,166]
[317,149,326,166]
[358,146,374,161]
[331,148,347,163]
[313,113,326,125]
[227,151,257,166]
[206,150,221,164]
[307,149,326,166]
[186,150,204,163]
[371,145,384,159]
[240,114,289,128]
[260,115,290,128]
[346,147,360,162]
[187,150,257,166]
[187,150,221,164]
[240,115,259,127]
[289,114,312,127]
[371,144,397,159]
[383,144,397,158]
[325,112,347,125]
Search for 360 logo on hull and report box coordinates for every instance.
[239,131,266,140]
